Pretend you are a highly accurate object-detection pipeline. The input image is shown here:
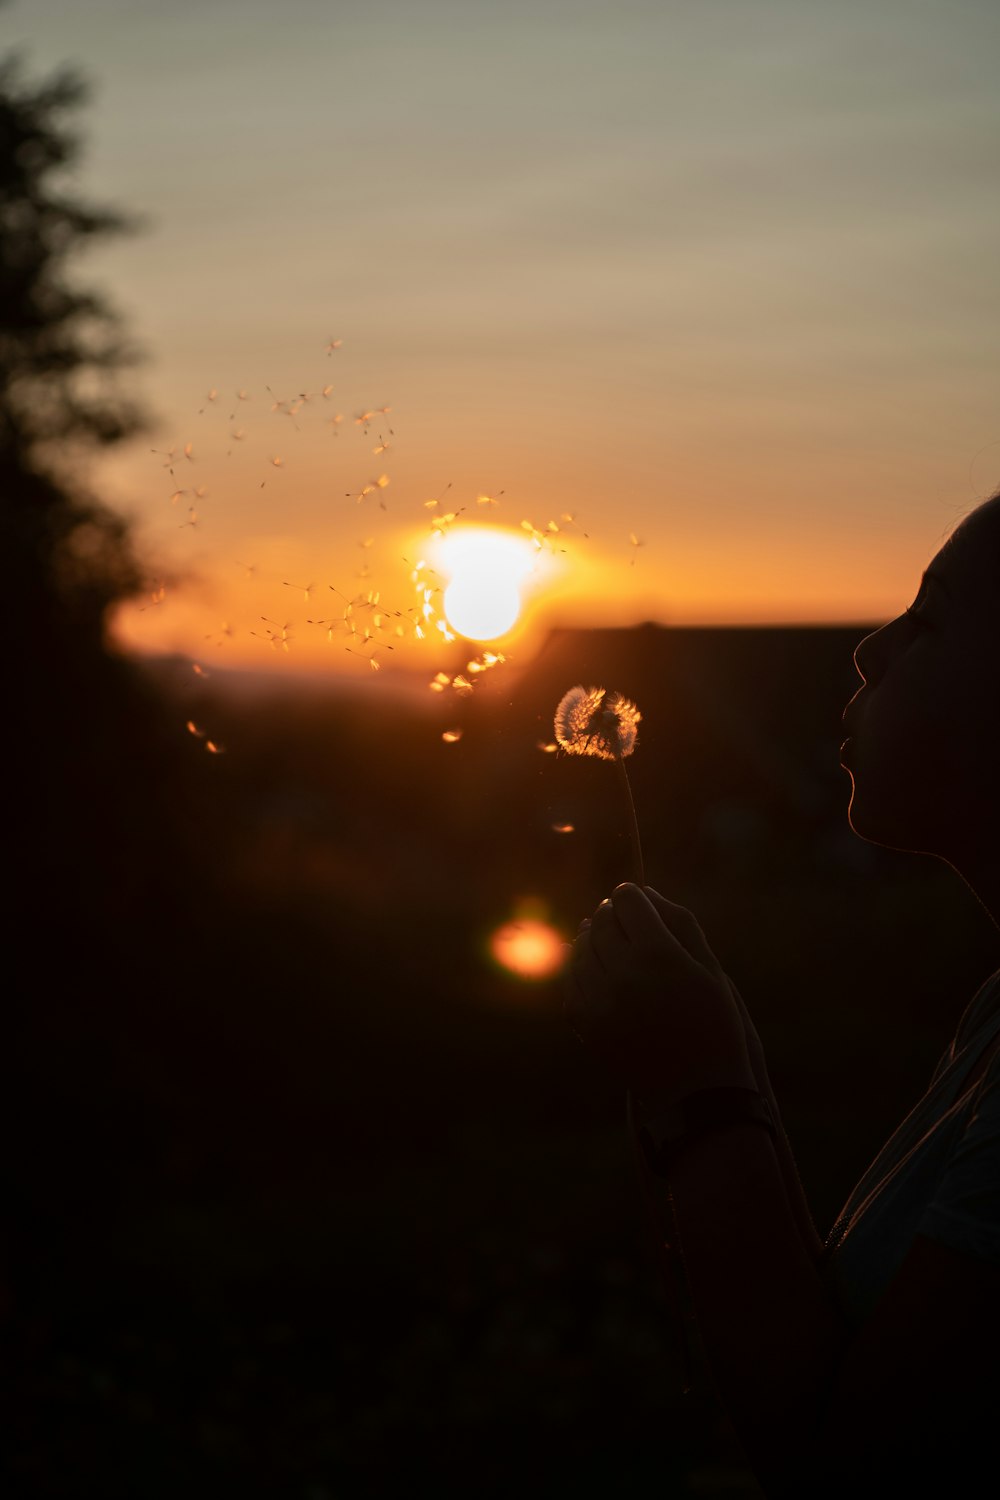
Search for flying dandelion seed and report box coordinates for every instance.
[464,649,507,678]
[253,618,292,652]
[430,509,465,535]
[144,583,166,608]
[554,685,644,885]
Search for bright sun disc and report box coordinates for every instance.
[435,527,537,641]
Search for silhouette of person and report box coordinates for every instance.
[566,488,1000,1497]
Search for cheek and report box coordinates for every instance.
[863,667,953,763]
[846,673,959,839]
[846,651,992,847]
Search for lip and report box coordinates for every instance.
[841,696,864,741]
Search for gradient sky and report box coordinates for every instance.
[9,0,1000,681]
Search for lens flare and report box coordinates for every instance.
[489,918,566,980]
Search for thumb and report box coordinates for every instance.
[641,886,724,975]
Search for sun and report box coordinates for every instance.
[433,526,538,641]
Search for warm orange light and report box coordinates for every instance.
[432,526,538,642]
[489,918,567,980]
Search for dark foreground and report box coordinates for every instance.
[8,624,999,1497]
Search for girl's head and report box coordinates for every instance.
[843,489,1000,872]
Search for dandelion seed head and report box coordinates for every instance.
[554,685,641,761]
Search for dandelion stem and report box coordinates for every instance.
[616,752,645,888]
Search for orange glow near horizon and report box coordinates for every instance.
[99,345,994,692]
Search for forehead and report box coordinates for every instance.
[933,498,1000,616]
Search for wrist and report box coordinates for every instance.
[632,1085,776,1179]
[632,1060,757,1120]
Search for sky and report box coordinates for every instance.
[8,0,1000,683]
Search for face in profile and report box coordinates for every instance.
[842,496,1000,868]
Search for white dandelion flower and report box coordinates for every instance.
[553,684,644,884]
[554,686,641,762]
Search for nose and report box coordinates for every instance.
[852,616,900,688]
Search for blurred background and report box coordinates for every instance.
[5,3,1000,1496]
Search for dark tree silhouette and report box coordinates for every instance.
[0,48,206,923]
[2,47,210,1265]
[0,48,148,663]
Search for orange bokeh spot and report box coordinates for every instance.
[489,918,566,980]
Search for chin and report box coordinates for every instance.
[846,785,932,857]
[847,795,958,865]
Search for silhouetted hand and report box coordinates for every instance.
[565,883,756,1105]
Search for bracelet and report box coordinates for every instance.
[635,1086,776,1179]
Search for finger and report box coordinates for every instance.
[590,894,624,924]
[607,882,681,948]
[641,886,723,973]
[570,926,608,979]
[569,921,618,988]
[588,897,631,966]
[591,897,624,932]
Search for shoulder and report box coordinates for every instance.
[954,967,1000,1051]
